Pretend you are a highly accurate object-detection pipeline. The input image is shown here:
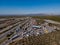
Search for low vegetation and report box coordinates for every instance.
[32,16,60,22]
[0,37,8,44]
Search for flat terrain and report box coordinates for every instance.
[8,16,60,45]
[0,16,60,45]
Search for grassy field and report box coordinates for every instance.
[32,16,60,22]
[9,30,60,45]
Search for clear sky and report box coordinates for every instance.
[0,0,60,15]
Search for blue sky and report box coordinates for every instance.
[0,0,60,15]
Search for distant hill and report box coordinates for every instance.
[0,14,60,16]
